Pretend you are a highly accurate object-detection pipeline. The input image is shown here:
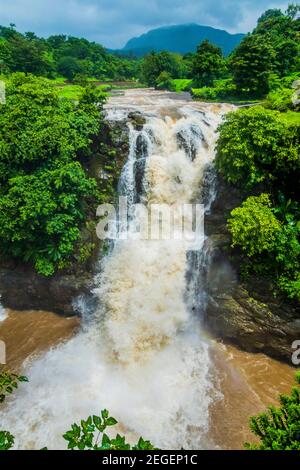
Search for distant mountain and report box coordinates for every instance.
[122,24,245,57]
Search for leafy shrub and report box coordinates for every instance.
[191,79,236,101]
[215,106,300,193]
[265,88,294,111]
[228,194,282,257]
[155,71,173,90]
[191,87,218,100]
[170,78,192,92]
[0,371,28,403]
[245,373,300,450]
[0,371,28,451]
[0,73,101,275]
[0,163,96,276]
[228,194,300,300]
[63,409,156,450]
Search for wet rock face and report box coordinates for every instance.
[177,124,206,161]
[0,264,91,316]
[135,134,148,157]
[133,131,149,203]
[133,158,147,203]
[202,177,300,364]
[128,111,146,131]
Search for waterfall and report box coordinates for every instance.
[0,90,231,450]
[0,296,7,322]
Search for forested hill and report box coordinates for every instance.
[122,24,245,56]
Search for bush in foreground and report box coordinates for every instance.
[245,373,300,450]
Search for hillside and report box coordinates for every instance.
[122,23,245,56]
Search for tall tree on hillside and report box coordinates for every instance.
[230,35,275,97]
[192,40,225,86]
[141,51,182,86]
[253,5,300,77]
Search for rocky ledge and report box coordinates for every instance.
[203,177,300,364]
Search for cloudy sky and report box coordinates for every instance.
[0,0,290,48]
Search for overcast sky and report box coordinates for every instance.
[0,0,291,48]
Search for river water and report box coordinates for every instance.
[0,89,296,450]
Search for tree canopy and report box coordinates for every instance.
[192,40,225,86]
[0,74,102,275]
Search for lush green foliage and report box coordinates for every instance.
[140,50,186,86]
[264,72,300,111]
[230,6,299,97]
[230,34,275,97]
[0,74,101,275]
[189,5,300,101]
[170,78,192,92]
[0,371,28,450]
[245,373,300,450]
[63,409,156,450]
[192,40,225,87]
[228,194,282,257]
[0,431,14,450]
[0,25,140,81]
[191,78,236,101]
[155,71,173,90]
[216,104,300,301]
[0,371,28,403]
[228,194,300,300]
[215,106,300,192]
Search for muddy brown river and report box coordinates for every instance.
[0,309,296,449]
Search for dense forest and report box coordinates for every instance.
[0,25,139,81]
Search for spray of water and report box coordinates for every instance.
[1,90,231,449]
[0,296,7,322]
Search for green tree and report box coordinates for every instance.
[192,40,225,86]
[141,51,182,86]
[5,35,51,75]
[0,73,101,275]
[57,56,83,81]
[251,5,300,78]
[215,106,300,194]
[155,71,173,90]
[0,163,96,276]
[245,373,300,450]
[230,34,275,97]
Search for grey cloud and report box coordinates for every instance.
[0,0,290,48]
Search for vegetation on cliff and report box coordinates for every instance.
[216,104,300,302]
[0,74,106,276]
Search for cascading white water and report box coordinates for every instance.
[0,296,7,322]
[1,90,232,450]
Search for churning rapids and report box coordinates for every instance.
[0,90,295,450]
